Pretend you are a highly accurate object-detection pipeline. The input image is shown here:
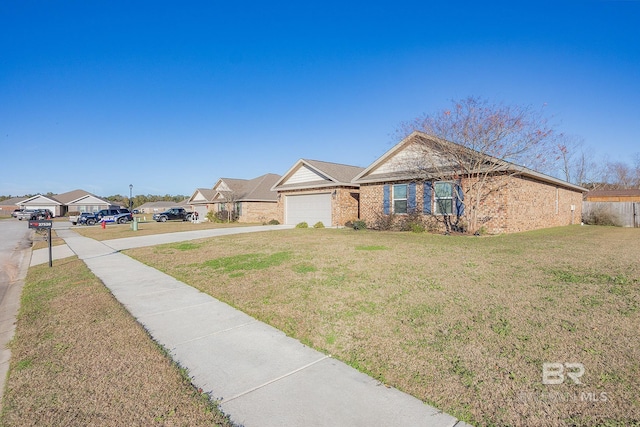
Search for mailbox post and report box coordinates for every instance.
[29,220,53,267]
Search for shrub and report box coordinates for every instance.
[295,222,309,228]
[371,212,395,231]
[351,220,367,230]
[215,210,238,222]
[582,208,620,227]
[313,221,325,228]
[268,219,280,225]
[409,222,425,233]
[396,211,425,232]
[206,211,216,223]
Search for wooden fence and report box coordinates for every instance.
[582,202,640,227]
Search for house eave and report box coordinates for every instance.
[274,181,360,192]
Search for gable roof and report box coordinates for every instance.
[0,196,28,207]
[55,189,109,205]
[188,188,217,204]
[272,159,364,191]
[352,131,587,193]
[18,194,63,206]
[213,173,281,202]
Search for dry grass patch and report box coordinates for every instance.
[0,258,233,426]
[127,226,640,427]
[72,219,254,241]
[31,229,65,250]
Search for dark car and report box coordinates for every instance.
[77,212,98,225]
[153,207,192,222]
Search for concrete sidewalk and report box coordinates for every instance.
[49,226,469,427]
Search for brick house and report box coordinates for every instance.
[210,173,281,223]
[352,131,587,234]
[187,188,217,219]
[271,159,363,227]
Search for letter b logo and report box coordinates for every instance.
[542,362,584,385]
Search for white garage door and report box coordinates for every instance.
[285,193,332,226]
[193,205,209,218]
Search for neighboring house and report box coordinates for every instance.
[211,173,281,223]
[17,194,64,217]
[584,189,640,202]
[55,189,115,214]
[188,188,217,218]
[352,131,587,234]
[271,159,364,227]
[0,197,27,216]
[583,189,640,228]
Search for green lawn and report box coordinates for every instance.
[1,258,233,426]
[127,225,640,427]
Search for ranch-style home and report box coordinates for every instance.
[204,173,281,223]
[187,188,217,218]
[17,189,115,217]
[352,131,587,234]
[271,159,363,227]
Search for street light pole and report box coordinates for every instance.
[129,184,133,211]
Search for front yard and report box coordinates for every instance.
[127,225,640,426]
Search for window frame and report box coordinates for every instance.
[392,184,408,214]
[433,182,454,216]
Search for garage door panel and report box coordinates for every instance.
[285,193,331,226]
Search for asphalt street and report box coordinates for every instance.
[0,219,33,407]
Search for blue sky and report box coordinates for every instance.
[1,1,639,197]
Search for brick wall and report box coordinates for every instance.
[239,201,279,224]
[502,175,583,233]
[333,188,360,226]
[359,174,584,234]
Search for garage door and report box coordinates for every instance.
[193,205,209,218]
[285,193,332,226]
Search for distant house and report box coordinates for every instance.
[583,189,640,228]
[271,159,363,227]
[352,131,586,234]
[585,189,640,202]
[12,189,115,217]
[55,189,115,214]
[0,197,27,216]
[137,201,182,214]
[17,194,64,217]
[210,173,281,223]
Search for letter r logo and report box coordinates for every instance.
[564,363,585,385]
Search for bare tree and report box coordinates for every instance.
[554,134,606,189]
[606,161,636,189]
[218,190,240,222]
[397,97,561,234]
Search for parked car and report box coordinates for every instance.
[16,209,53,220]
[76,212,98,225]
[79,208,133,225]
[153,207,193,222]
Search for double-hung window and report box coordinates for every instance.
[392,184,407,214]
[434,182,454,215]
